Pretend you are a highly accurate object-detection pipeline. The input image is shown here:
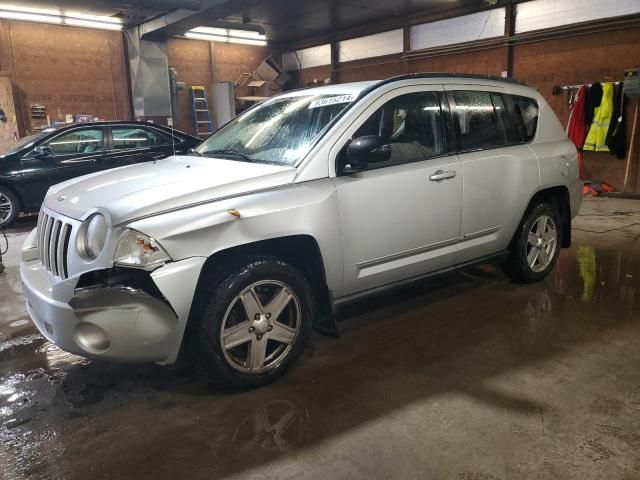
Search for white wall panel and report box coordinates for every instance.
[516,0,640,33]
[338,29,403,62]
[410,8,506,51]
[282,44,331,71]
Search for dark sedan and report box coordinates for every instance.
[0,121,199,227]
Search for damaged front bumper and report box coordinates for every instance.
[20,257,205,365]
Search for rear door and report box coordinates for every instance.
[445,85,539,263]
[19,126,107,207]
[104,125,175,169]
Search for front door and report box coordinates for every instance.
[332,87,463,296]
[19,126,106,209]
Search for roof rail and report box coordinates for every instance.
[361,72,530,97]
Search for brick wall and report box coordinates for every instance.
[166,38,271,135]
[0,20,130,133]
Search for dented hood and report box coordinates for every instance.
[44,155,297,225]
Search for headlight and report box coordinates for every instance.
[78,214,108,260]
[114,229,170,270]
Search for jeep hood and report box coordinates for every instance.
[44,155,297,225]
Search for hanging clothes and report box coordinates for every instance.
[606,83,627,159]
[585,82,603,127]
[567,85,587,150]
[584,82,614,152]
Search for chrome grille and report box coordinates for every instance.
[37,210,73,279]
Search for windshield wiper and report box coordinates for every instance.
[202,149,256,163]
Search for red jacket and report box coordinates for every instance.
[567,85,587,150]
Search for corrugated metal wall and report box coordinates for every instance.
[410,8,506,51]
[516,0,640,33]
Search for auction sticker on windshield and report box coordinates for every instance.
[309,95,354,109]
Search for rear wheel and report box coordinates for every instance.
[192,258,313,389]
[0,186,19,228]
[503,203,562,284]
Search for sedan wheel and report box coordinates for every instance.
[220,280,301,374]
[0,188,18,228]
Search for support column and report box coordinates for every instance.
[504,0,516,78]
[330,39,339,85]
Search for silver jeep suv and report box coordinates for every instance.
[21,74,581,388]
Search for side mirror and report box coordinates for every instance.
[33,146,52,158]
[344,135,391,173]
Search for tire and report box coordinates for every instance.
[503,202,562,284]
[192,257,313,389]
[0,186,19,229]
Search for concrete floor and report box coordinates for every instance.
[1,198,640,480]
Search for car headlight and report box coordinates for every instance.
[114,229,170,270]
[78,214,108,260]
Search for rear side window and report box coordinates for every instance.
[111,127,171,150]
[449,91,504,151]
[491,93,518,144]
[511,96,539,142]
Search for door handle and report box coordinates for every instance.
[429,170,456,182]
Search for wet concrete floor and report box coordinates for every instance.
[1,198,640,479]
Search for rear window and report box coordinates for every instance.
[511,95,539,142]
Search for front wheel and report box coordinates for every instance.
[0,186,19,229]
[503,203,562,284]
[192,258,313,389]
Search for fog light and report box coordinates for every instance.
[74,322,110,353]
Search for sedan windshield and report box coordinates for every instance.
[195,93,356,166]
[0,129,53,156]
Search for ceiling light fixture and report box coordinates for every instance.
[0,5,123,30]
[185,26,267,46]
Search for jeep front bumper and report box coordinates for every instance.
[20,257,205,365]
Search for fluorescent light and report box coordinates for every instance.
[63,18,123,30]
[0,10,62,25]
[190,26,264,40]
[185,26,267,46]
[0,5,123,30]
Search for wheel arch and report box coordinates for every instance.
[520,185,572,248]
[189,234,332,329]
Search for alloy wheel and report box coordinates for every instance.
[220,280,301,374]
[526,214,558,273]
[0,193,13,225]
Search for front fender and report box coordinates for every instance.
[125,179,344,297]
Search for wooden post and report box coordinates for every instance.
[623,99,639,193]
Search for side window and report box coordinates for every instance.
[45,128,104,155]
[511,96,539,142]
[449,90,503,151]
[491,93,517,144]
[354,91,444,164]
[111,127,171,150]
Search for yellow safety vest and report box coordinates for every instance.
[584,82,614,152]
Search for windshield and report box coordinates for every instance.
[195,93,356,166]
[0,130,53,156]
